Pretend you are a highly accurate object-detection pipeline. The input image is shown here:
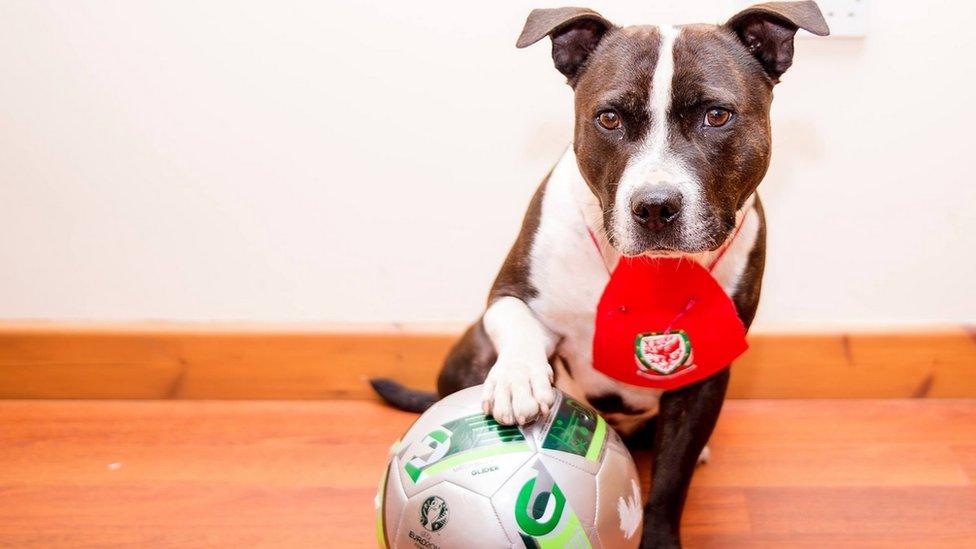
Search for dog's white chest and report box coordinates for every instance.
[526,150,664,417]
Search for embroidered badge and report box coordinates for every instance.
[634,330,693,375]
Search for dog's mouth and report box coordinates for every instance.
[609,227,729,258]
[642,247,691,257]
[638,244,717,258]
[601,199,737,258]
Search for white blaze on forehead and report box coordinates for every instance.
[647,25,679,160]
[612,25,704,254]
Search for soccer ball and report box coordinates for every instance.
[375,385,643,548]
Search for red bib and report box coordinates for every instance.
[592,257,748,390]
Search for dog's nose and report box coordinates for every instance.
[630,189,682,231]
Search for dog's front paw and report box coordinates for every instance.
[481,358,555,426]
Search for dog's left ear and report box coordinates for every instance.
[726,1,829,82]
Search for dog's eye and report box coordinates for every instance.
[704,108,732,128]
[596,111,621,131]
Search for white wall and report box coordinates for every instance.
[1,1,973,328]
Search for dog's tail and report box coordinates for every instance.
[369,378,438,413]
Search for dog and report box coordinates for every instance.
[372,2,829,547]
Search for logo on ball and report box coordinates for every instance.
[420,496,449,532]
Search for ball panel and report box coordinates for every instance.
[493,456,595,548]
[594,445,643,548]
[379,456,408,548]
[395,482,512,548]
[426,447,535,499]
[602,424,628,456]
[534,393,607,476]
[434,385,486,409]
[587,526,604,549]
[396,409,533,498]
[397,404,470,451]
[537,453,599,529]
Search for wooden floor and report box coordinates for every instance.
[1,399,975,548]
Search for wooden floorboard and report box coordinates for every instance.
[1,399,974,548]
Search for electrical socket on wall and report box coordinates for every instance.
[813,0,868,38]
[726,0,867,38]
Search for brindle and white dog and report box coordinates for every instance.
[374,2,829,546]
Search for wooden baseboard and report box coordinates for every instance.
[0,323,973,399]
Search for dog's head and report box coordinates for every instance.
[518,1,829,256]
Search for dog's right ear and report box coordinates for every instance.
[516,7,615,86]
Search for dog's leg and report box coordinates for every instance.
[479,296,559,426]
[640,368,730,549]
[436,319,498,397]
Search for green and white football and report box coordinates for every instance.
[376,385,643,548]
